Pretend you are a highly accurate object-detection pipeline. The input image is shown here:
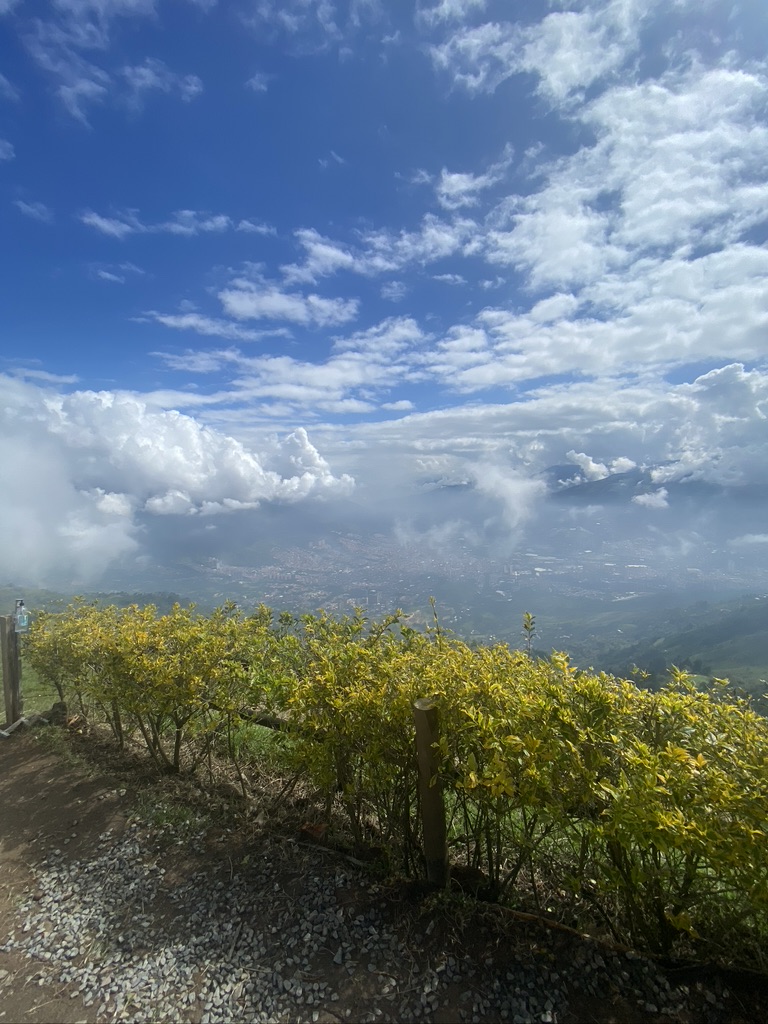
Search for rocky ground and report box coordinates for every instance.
[1,723,767,1024]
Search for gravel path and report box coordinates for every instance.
[1,729,764,1024]
[1,820,697,1024]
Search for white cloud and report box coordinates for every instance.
[58,74,111,122]
[80,209,139,238]
[441,29,768,311]
[417,0,486,29]
[429,21,521,94]
[486,185,620,291]
[0,72,19,101]
[237,219,276,235]
[566,450,610,482]
[23,1,155,122]
[428,0,653,99]
[121,58,203,108]
[527,293,580,323]
[728,534,768,548]
[632,488,669,509]
[12,368,80,385]
[154,316,426,416]
[583,65,768,254]
[317,363,768,511]
[244,0,382,51]
[281,228,358,284]
[159,210,231,236]
[514,0,650,105]
[5,356,767,585]
[433,273,467,285]
[381,281,407,302]
[279,214,484,285]
[0,138,15,160]
[435,144,512,210]
[245,72,270,92]
[142,311,283,342]
[427,239,768,388]
[361,213,481,271]
[93,261,143,282]
[470,464,547,531]
[8,0,768,583]
[15,200,54,223]
[219,275,359,327]
[80,208,275,238]
[22,0,207,120]
[0,374,354,583]
[319,149,346,168]
[247,0,341,41]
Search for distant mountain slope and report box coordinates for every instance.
[577,595,768,707]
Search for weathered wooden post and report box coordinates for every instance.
[413,697,448,888]
[1,615,23,728]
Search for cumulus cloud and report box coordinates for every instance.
[566,450,610,482]
[632,488,669,509]
[325,364,768,499]
[0,375,354,585]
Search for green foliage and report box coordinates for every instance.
[24,601,768,971]
[522,611,536,656]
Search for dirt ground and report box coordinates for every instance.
[0,728,128,1023]
[2,723,767,1024]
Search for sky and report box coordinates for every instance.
[1,0,768,590]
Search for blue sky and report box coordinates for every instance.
[1,0,768,587]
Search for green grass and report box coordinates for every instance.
[230,720,293,763]
[18,660,60,714]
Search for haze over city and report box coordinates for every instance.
[2,0,767,616]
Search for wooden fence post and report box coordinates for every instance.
[413,697,448,888]
[1,615,23,728]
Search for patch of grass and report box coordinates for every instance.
[18,660,59,714]
[232,721,293,765]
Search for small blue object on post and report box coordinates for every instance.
[14,599,29,634]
